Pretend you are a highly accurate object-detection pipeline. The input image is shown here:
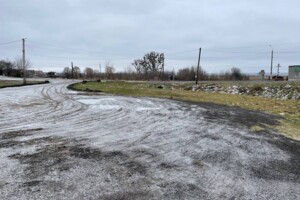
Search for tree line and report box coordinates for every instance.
[61,61,116,80]
[0,58,31,77]
[1,51,249,81]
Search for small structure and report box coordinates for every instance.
[34,70,46,78]
[46,72,57,78]
[25,70,35,78]
[288,65,300,81]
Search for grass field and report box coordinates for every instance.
[0,80,24,88]
[0,80,49,88]
[70,81,300,140]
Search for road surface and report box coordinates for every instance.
[0,80,299,199]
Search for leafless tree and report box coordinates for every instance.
[93,69,101,79]
[84,67,94,79]
[14,57,32,84]
[73,66,81,79]
[63,67,72,79]
[132,52,164,80]
[132,59,143,74]
[105,62,115,79]
[177,66,206,81]
[230,67,242,80]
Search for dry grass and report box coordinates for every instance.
[0,80,48,88]
[0,80,23,88]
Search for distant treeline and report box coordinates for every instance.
[59,65,249,81]
[0,59,23,77]
[1,54,249,81]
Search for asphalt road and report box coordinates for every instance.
[0,80,299,200]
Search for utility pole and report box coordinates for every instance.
[173,68,175,81]
[270,46,273,80]
[277,63,281,76]
[162,62,165,81]
[160,53,165,81]
[196,48,202,84]
[22,38,26,85]
[99,64,101,79]
[71,62,74,79]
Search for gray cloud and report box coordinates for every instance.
[1,0,300,74]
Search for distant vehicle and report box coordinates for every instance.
[46,72,57,78]
[272,76,284,81]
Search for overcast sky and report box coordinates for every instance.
[1,0,300,74]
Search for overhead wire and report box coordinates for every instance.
[27,40,141,56]
[26,39,300,59]
[0,39,21,46]
[3,38,299,71]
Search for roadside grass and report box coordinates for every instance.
[0,80,23,88]
[0,80,49,89]
[70,81,300,140]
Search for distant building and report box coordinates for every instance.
[34,70,46,78]
[288,65,300,81]
[25,70,35,78]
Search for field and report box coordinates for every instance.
[0,79,299,199]
[0,79,49,88]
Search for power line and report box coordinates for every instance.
[275,51,300,54]
[204,49,270,54]
[0,39,21,46]
[30,52,134,61]
[27,40,139,56]
[166,49,198,56]
[204,41,300,51]
[25,39,300,59]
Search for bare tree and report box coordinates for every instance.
[132,59,143,74]
[230,67,242,80]
[105,62,115,79]
[84,67,94,79]
[132,52,164,80]
[63,67,72,79]
[177,66,206,81]
[93,69,101,79]
[73,66,81,79]
[144,52,164,73]
[14,57,32,84]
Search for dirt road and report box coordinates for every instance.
[0,80,299,199]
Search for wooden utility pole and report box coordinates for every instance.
[196,48,202,84]
[162,62,165,81]
[270,49,273,80]
[71,62,74,79]
[173,68,175,81]
[99,64,101,79]
[22,38,26,84]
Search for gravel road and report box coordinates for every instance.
[0,80,299,200]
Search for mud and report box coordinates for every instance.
[0,80,300,199]
[179,100,281,128]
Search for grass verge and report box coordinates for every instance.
[0,80,49,89]
[69,81,300,140]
